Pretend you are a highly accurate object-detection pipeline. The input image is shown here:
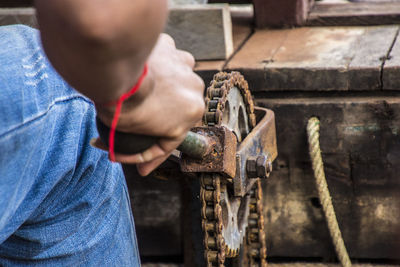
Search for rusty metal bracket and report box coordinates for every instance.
[234,107,278,197]
[179,107,277,196]
[180,126,237,178]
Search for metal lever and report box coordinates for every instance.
[96,117,213,159]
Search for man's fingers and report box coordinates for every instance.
[178,50,195,69]
[136,154,171,176]
[112,136,184,164]
[91,134,187,168]
[112,143,165,163]
[158,135,186,154]
[161,33,175,47]
[90,138,165,163]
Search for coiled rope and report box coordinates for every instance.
[307,117,352,267]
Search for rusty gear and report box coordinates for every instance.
[200,72,267,267]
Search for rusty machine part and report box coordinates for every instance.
[180,126,238,178]
[97,71,277,267]
[190,72,276,267]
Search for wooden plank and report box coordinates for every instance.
[227,26,398,91]
[165,4,233,60]
[124,165,183,257]
[226,28,290,70]
[262,27,361,91]
[308,2,400,26]
[195,5,253,84]
[0,8,36,27]
[257,96,400,260]
[224,28,291,91]
[383,29,400,90]
[228,27,363,91]
[253,0,314,28]
[348,26,398,90]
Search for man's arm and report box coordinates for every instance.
[35,0,167,102]
[35,0,205,176]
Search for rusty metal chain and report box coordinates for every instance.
[200,72,267,266]
[201,173,225,267]
[204,72,256,129]
[246,179,267,267]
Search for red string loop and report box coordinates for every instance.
[108,64,148,161]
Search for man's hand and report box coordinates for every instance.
[36,0,204,175]
[95,34,205,176]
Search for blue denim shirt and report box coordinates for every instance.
[0,25,140,266]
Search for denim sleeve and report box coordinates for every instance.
[0,25,140,266]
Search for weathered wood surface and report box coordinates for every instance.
[349,26,398,90]
[124,165,183,257]
[308,2,400,26]
[383,29,400,90]
[225,26,399,91]
[194,4,253,83]
[165,4,233,60]
[257,96,400,260]
[0,8,36,27]
[253,0,314,28]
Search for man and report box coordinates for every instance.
[0,0,204,265]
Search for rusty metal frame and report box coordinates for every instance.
[234,107,277,196]
[180,106,277,198]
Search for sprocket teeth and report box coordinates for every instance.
[202,72,264,266]
[246,179,267,266]
[224,246,240,258]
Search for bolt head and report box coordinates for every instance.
[246,155,272,179]
[256,155,267,178]
[256,155,272,179]
[246,157,258,178]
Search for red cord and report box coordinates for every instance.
[108,64,148,161]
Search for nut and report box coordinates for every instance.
[246,156,258,178]
[246,155,272,179]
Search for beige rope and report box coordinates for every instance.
[307,117,352,267]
